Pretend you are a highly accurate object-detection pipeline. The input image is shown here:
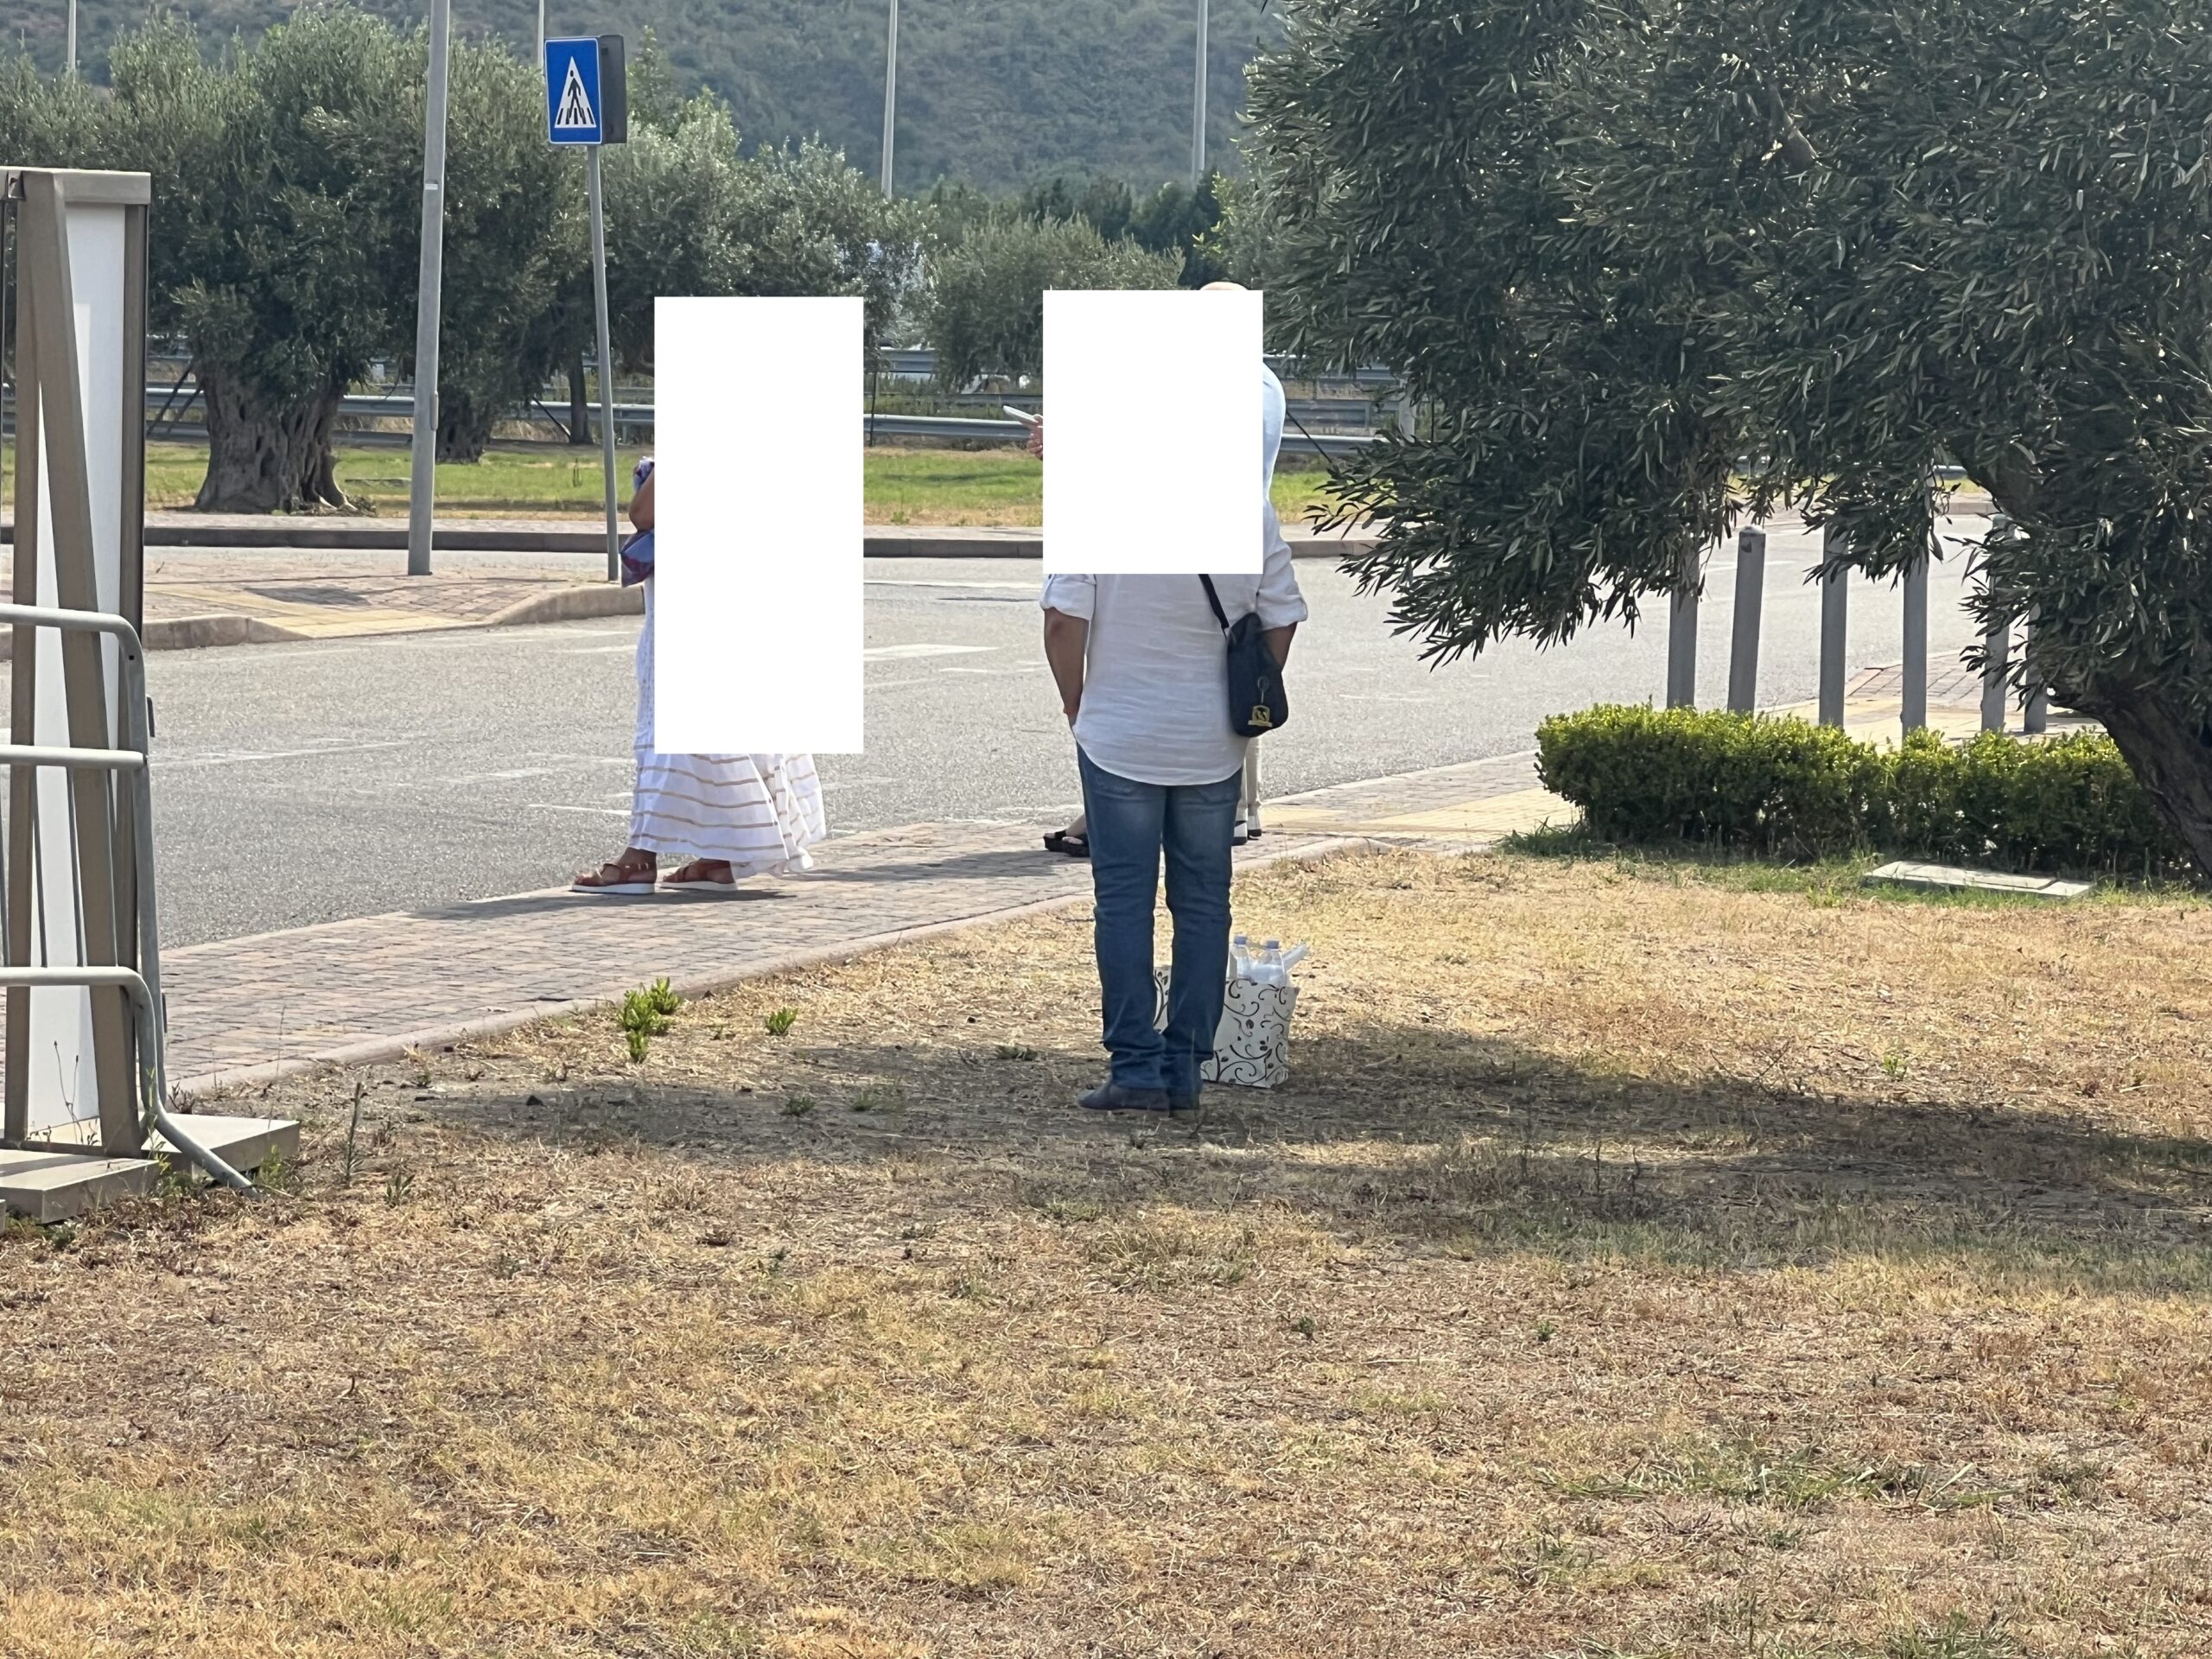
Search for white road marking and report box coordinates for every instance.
[440,766,598,785]
[153,736,423,770]
[866,580,1039,592]
[864,643,995,661]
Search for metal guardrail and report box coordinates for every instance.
[116,346,1404,439]
[81,382,1386,456]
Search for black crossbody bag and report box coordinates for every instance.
[1199,575,1289,737]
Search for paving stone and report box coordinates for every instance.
[1862,861,2093,899]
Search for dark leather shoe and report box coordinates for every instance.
[1077,1081,1173,1113]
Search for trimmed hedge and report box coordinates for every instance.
[1535,705,2188,878]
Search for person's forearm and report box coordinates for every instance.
[630,469,655,532]
[1264,623,1297,666]
[1043,611,1089,720]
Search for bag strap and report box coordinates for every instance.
[1198,574,1233,635]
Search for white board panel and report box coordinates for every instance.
[26,201,128,1137]
[653,296,864,754]
[1042,288,1263,575]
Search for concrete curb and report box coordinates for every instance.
[3,586,648,661]
[145,613,312,651]
[168,833,1387,1103]
[483,583,644,627]
[0,612,313,661]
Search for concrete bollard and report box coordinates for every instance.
[1980,512,2011,733]
[2024,636,2049,734]
[1666,550,1699,709]
[1901,545,1929,736]
[1818,524,1848,728]
[1727,524,1765,713]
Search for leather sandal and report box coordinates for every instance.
[572,855,657,895]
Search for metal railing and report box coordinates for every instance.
[0,603,251,1192]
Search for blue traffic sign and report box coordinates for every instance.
[545,37,603,145]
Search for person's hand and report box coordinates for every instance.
[1063,698,1079,725]
[1027,417,1044,461]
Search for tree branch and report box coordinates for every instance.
[1756,76,1820,170]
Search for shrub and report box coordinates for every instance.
[1536,706,1878,857]
[1536,707,2190,879]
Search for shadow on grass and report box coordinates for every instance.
[434,1009,2212,1295]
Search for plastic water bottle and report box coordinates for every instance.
[1280,942,1310,972]
[1252,940,1287,988]
[1230,933,1251,980]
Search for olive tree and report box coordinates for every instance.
[1248,0,2212,873]
[602,100,923,373]
[919,213,1182,387]
[109,9,414,512]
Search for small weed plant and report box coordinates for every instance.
[620,978,683,1063]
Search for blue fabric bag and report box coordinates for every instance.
[620,457,655,586]
[620,528,654,587]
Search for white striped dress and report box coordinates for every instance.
[628,537,827,875]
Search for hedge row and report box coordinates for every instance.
[1535,705,2188,878]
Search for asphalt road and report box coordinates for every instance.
[109,523,1989,946]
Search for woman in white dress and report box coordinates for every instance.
[574,458,828,894]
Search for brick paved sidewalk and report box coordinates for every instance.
[138,548,633,643]
[165,751,1555,1098]
[0,543,636,656]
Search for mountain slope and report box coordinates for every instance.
[15,0,1284,193]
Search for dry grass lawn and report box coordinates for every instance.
[3,849,2209,1657]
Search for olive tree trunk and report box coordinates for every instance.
[568,355,594,446]
[2065,678,2212,879]
[435,391,494,464]
[194,372,351,512]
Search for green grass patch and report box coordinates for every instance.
[143,439,1345,528]
[1543,1438,2080,1513]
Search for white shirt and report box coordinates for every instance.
[1042,365,1306,787]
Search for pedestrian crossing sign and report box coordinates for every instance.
[545,37,602,145]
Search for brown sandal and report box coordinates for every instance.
[572,854,658,895]
[662,859,738,893]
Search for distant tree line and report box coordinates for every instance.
[0,4,1218,512]
[13,0,1284,196]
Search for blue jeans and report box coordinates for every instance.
[1077,748,1241,1096]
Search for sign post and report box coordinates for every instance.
[407,0,454,578]
[547,35,627,582]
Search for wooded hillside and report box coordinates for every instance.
[12,0,1281,191]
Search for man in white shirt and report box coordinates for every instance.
[1034,322,1306,1114]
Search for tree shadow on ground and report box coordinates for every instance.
[429,1014,2212,1294]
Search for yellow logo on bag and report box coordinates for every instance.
[1249,704,1274,729]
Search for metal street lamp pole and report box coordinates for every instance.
[67,0,78,76]
[1191,0,1208,190]
[407,0,454,577]
[587,145,620,582]
[537,0,545,67]
[880,0,899,194]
